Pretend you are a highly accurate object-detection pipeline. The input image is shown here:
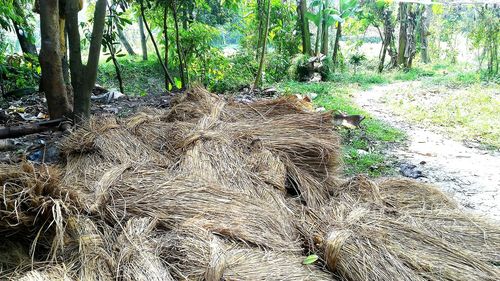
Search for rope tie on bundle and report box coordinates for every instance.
[324,229,352,271]
[205,238,227,281]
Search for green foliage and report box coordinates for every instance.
[0,52,40,93]
[209,52,256,93]
[98,57,165,95]
[303,254,319,265]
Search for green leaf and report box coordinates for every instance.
[303,254,319,265]
[106,56,113,63]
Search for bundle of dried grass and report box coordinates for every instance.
[401,209,500,264]
[114,218,174,281]
[304,203,500,281]
[162,223,334,281]
[224,95,314,121]
[62,216,115,280]
[15,265,73,281]
[330,176,457,211]
[104,169,301,253]
[377,178,458,210]
[61,117,170,199]
[163,86,226,122]
[0,163,78,259]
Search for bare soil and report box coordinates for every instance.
[354,81,500,221]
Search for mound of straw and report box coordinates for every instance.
[1,86,499,280]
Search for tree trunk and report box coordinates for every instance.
[140,0,174,90]
[0,118,65,139]
[378,9,396,72]
[12,0,37,56]
[332,22,342,68]
[163,5,171,89]
[138,15,148,61]
[67,0,107,123]
[314,2,323,56]
[320,0,329,55]
[39,0,71,119]
[255,0,264,60]
[116,24,136,56]
[298,0,312,55]
[172,1,187,89]
[252,0,271,90]
[397,3,417,69]
[420,5,431,64]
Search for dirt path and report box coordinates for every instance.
[353,81,500,221]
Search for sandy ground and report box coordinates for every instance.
[353,81,500,221]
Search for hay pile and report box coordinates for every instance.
[1,87,499,280]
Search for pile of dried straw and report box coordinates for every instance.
[1,87,499,280]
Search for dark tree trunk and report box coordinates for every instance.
[138,15,148,61]
[39,0,71,119]
[332,22,342,68]
[252,0,271,90]
[314,2,323,56]
[397,3,417,69]
[163,5,170,89]
[116,24,136,56]
[140,0,175,90]
[12,0,37,56]
[320,0,329,55]
[298,0,312,55]
[172,1,188,89]
[67,0,107,123]
[13,23,38,56]
[378,9,396,72]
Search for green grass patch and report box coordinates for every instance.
[388,84,500,149]
[98,56,165,96]
[276,81,405,176]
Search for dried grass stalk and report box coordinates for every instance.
[305,203,500,281]
[104,170,301,253]
[163,224,334,281]
[63,216,115,281]
[377,178,458,210]
[114,218,174,281]
[15,265,73,281]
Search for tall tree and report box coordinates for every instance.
[171,0,188,89]
[138,15,148,61]
[139,0,175,90]
[419,4,432,64]
[39,0,71,119]
[298,0,312,55]
[12,1,37,56]
[320,0,330,55]
[116,23,136,56]
[66,0,108,122]
[253,0,271,90]
[397,2,417,68]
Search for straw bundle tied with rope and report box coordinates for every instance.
[162,223,334,281]
[1,86,500,280]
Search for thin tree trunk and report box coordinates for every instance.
[139,0,174,90]
[314,2,323,56]
[397,3,408,66]
[138,15,148,61]
[252,0,271,90]
[39,0,71,119]
[298,0,312,55]
[12,0,37,56]
[116,24,136,56]
[67,0,107,123]
[162,5,171,89]
[320,0,329,55]
[255,0,265,60]
[332,22,342,68]
[172,1,187,89]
